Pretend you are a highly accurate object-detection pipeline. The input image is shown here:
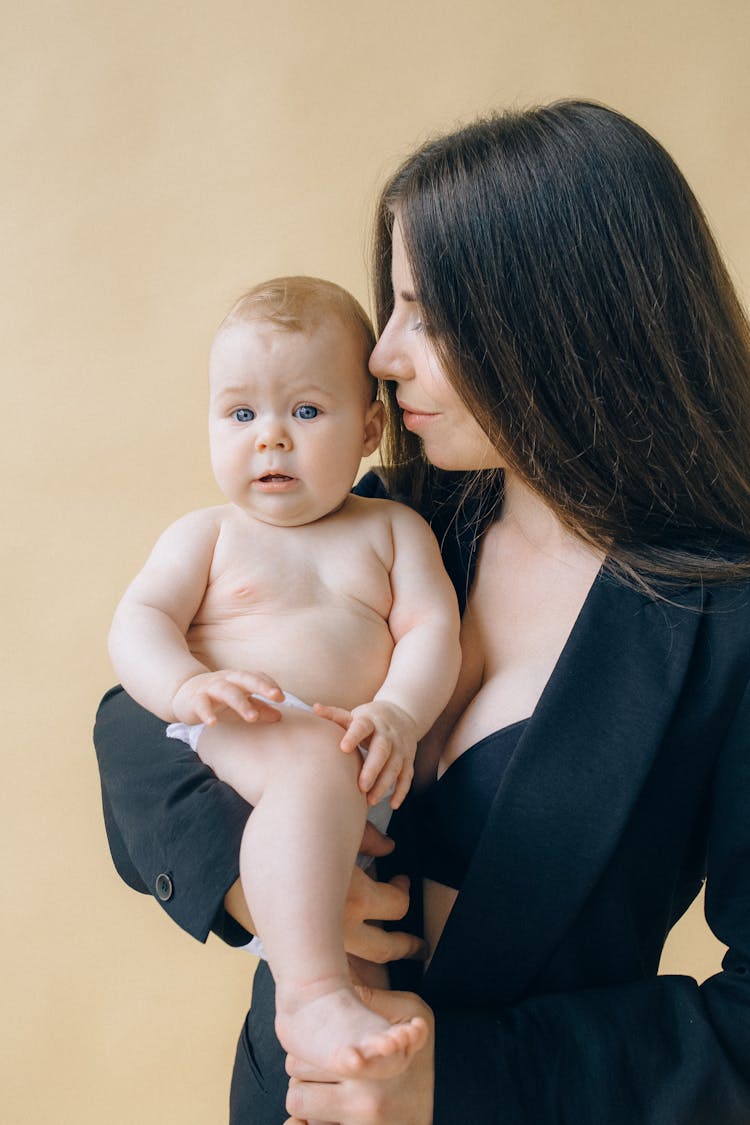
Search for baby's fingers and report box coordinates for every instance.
[191,693,220,726]
[390,761,414,810]
[340,713,376,755]
[358,736,392,794]
[206,682,265,723]
[247,694,283,723]
[228,671,284,702]
[312,702,352,731]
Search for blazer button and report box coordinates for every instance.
[155,873,174,901]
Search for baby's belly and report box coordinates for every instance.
[187,607,394,711]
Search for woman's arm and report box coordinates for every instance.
[95,685,253,943]
[95,685,426,958]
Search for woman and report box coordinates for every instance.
[95,100,750,1124]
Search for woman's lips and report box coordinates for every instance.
[398,401,439,432]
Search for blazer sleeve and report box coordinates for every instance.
[94,685,253,945]
[433,680,750,1124]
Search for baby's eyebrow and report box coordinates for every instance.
[212,385,250,401]
[212,382,335,402]
[294,384,335,400]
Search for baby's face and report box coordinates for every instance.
[208,318,383,526]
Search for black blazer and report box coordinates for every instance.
[94,477,750,1124]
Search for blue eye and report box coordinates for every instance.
[294,404,319,420]
[233,408,255,422]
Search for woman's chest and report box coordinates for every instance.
[444,525,603,759]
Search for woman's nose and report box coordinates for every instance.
[369,319,411,384]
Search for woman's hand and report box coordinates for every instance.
[344,824,427,964]
[284,988,435,1125]
[225,823,427,964]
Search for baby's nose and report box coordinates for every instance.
[255,423,292,452]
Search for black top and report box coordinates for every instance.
[418,719,529,888]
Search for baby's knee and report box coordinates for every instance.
[291,714,361,781]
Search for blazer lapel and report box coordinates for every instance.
[423,572,705,1007]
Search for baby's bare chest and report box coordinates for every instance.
[187,516,395,704]
[194,521,393,627]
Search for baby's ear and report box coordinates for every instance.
[362,399,385,456]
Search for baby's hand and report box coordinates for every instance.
[172,670,284,726]
[313,700,418,810]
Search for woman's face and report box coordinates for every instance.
[369,218,505,472]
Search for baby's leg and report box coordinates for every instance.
[197,709,426,1077]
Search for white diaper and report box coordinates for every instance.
[166,690,393,959]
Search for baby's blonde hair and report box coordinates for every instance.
[220,276,377,398]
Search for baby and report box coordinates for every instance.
[108,277,461,1078]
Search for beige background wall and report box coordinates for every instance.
[3,1,748,1121]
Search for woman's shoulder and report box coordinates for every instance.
[352,468,392,501]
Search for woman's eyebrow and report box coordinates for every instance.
[400,289,417,303]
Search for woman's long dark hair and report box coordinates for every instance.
[373,100,750,587]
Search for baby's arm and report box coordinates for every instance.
[108,509,282,724]
[317,504,461,808]
[413,594,485,789]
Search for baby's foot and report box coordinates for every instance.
[275,977,427,1078]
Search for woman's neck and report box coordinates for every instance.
[500,471,602,565]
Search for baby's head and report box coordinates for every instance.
[208,277,384,527]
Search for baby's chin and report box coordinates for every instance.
[228,492,353,529]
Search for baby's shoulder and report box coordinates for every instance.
[167,503,231,531]
[156,504,232,550]
[346,492,432,535]
[341,495,440,575]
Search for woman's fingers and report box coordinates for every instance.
[358,822,394,857]
[287,1078,345,1123]
[286,1056,339,1079]
[283,1117,335,1125]
[349,926,411,964]
[345,883,428,963]
[347,869,408,922]
[345,871,427,962]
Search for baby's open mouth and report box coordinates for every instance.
[257,473,294,482]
